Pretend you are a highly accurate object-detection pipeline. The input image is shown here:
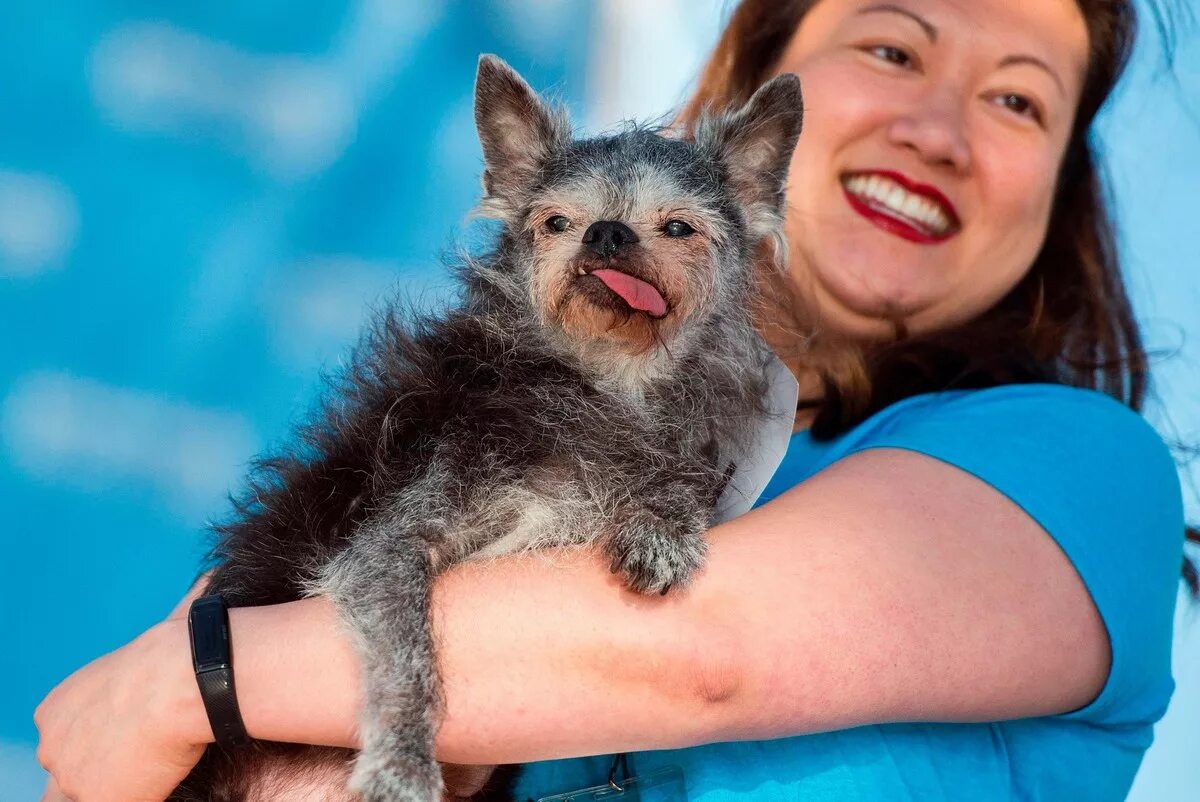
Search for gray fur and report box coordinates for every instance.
[173,55,803,802]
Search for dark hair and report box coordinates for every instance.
[680,0,1198,590]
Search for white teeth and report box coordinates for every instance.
[843,173,954,235]
[899,194,925,221]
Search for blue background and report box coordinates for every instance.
[1,1,1196,799]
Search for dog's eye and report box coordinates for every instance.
[663,220,695,238]
[546,215,571,233]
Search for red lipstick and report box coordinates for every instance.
[841,170,961,245]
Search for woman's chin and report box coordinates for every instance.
[808,262,945,337]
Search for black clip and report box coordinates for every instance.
[607,753,631,792]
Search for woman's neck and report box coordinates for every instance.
[790,361,823,433]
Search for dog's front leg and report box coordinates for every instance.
[314,518,443,802]
[605,476,714,596]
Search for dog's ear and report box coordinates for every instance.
[696,73,803,236]
[474,55,570,220]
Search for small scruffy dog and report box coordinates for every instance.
[172,56,802,802]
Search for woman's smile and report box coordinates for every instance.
[840,169,961,243]
[774,0,1088,338]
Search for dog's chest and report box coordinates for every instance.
[459,468,599,561]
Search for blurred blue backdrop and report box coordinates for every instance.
[1,1,1196,799]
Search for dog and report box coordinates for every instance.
[169,55,803,802]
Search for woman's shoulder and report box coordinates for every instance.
[762,382,1182,526]
[839,382,1181,502]
[838,382,1184,729]
[838,380,1185,581]
[864,381,1166,442]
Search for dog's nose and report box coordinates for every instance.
[582,221,639,259]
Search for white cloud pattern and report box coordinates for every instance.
[0,170,79,277]
[88,22,356,181]
[1,371,258,520]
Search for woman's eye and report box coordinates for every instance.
[867,44,914,69]
[994,93,1043,125]
[663,220,695,238]
[545,215,570,233]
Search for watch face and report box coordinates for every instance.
[190,599,231,672]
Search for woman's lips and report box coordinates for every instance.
[841,170,961,245]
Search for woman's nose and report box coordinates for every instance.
[886,92,972,174]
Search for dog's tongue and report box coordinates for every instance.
[591,269,668,317]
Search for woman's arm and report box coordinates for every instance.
[36,447,1109,797]
[192,447,1109,761]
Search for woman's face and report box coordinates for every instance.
[775,0,1089,339]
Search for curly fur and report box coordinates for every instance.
[169,56,802,802]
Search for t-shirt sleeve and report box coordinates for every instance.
[839,384,1185,728]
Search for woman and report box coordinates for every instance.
[35,0,1193,800]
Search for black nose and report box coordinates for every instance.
[582,221,639,259]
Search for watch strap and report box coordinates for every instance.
[188,594,250,749]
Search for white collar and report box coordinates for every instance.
[712,345,800,524]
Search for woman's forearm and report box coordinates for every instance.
[170,547,723,763]
[164,593,363,751]
[168,449,1108,766]
[431,548,723,764]
[42,449,1107,802]
[229,595,365,749]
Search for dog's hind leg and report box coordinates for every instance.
[314,514,444,802]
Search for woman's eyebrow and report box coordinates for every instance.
[856,5,1067,98]
[997,54,1066,97]
[856,4,937,42]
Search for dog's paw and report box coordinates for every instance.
[351,750,443,802]
[606,508,707,595]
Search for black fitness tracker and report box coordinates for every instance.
[187,594,250,749]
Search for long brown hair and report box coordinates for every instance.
[680,0,1198,589]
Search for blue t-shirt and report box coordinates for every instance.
[512,383,1185,802]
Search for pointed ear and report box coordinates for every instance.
[696,73,803,233]
[474,55,570,219]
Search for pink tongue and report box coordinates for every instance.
[591,268,668,317]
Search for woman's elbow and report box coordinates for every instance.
[652,593,748,746]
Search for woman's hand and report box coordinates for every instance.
[35,618,211,802]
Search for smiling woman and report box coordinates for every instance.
[771,0,1086,337]
[32,1,1193,801]
[679,0,1163,434]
